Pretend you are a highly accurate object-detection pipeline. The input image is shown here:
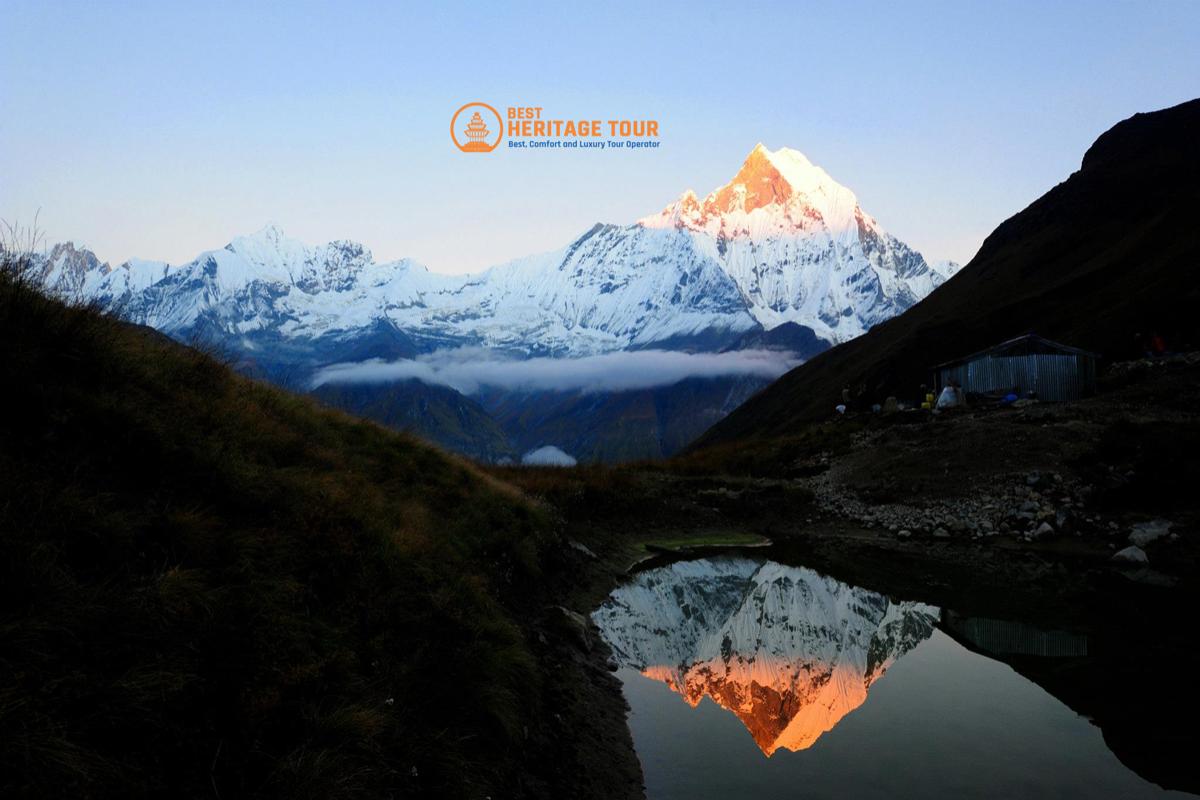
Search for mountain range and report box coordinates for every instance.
[34,145,957,461]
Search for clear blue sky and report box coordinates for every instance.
[2,0,1197,273]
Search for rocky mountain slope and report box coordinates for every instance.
[310,379,516,462]
[477,374,769,462]
[695,99,1200,449]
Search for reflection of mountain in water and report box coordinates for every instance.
[592,558,938,754]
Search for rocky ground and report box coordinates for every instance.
[799,426,1182,568]
[769,353,1200,580]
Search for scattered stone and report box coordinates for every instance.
[1026,471,1041,486]
[1111,545,1149,565]
[1034,521,1055,539]
[933,527,950,539]
[897,529,913,539]
[1129,519,1173,548]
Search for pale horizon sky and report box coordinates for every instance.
[2,1,1198,274]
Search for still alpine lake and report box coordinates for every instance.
[592,556,1197,800]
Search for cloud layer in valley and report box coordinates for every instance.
[311,348,798,396]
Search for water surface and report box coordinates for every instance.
[593,556,1196,799]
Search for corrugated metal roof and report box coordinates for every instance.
[932,334,1101,370]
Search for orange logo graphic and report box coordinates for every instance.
[451,102,502,153]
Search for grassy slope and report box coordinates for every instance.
[0,263,558,798]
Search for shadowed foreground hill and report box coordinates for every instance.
[0,260,560,797]
[694,98,1200,451]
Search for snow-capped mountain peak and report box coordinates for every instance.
[216,225,377,293]
[227,222,289,251]
[640,144,860,239]
[636,144,957,338]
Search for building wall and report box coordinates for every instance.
[937,353,1096,401]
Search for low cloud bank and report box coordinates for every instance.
[311,347,798,396]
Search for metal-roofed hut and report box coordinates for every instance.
[932,334,1099,401]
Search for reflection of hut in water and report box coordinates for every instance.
[462,111,491,151]
[942,611,1088,658]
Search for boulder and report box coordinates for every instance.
[1111,545,1149,565]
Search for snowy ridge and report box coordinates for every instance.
[44,146,957,359]
[48,224,756,358]
[592,558,938,754]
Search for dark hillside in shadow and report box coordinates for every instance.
[0,252,633,798]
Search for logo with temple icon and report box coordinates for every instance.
[451,102,502,153]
